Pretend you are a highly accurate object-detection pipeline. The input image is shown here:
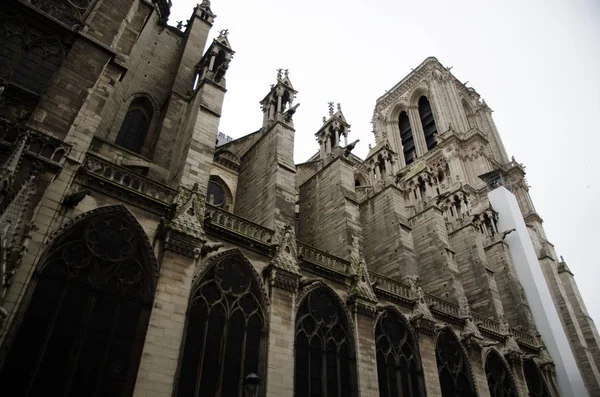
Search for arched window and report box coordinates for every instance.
[0,206,157,397]
[294,286,357,397]
[398,111,415,165]
[0,18,65,94]
[175,251,267,397]
[435,329,477,397]
[462,100,477,130]
[206,176,232,210]
[485,350,518,397]
[418,96,438,151]
[523,359,551,397]
[375,310,426,397]
[115,98,153,153]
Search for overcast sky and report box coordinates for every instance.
[169,1,600,327]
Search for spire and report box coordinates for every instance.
[315,102,351,163]
[260,69,299,128]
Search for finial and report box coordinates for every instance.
[276,69,283,81]
[322,116,326,123]
[284,69,289,77]
[337,103,341,112]
[218,29,229,37]
[176,20,184,30]
[328,102,334,117]
[199,0,210,8]
[560,255,565,262]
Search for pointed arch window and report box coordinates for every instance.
[435,329,477,397]
[399,111,415,165]
[0,207,157,397]
[175,253,267,397]
[485,350,518,397]
[375,310,426,397]
[523,359,551,397]
[418,96,438,151]
[294,287,357,397]
[115,98,153,153]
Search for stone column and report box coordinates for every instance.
[408,106,427,158]
[351,303,379,396]
[505,354,530,397]
[263,267,300,396]
[132,248,198,397]
[133,184,206,397]
[414,320,442,397]
[465,344,492,397]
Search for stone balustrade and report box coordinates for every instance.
[369,272,412,299]
[82,154,177,205]
[205,204,274,246]
[297,242,351,274]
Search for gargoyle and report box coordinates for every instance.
[201,241,224,257]
[62,189,91,208]
[344,139,360,157]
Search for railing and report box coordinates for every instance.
[83,154,177,205]
[369,272,412,299]
[473,312,503,335]
[205,204,274,245]
[425,294,461,318]
[297,242,350,274]
[0,117,71,167]
[513,329,538,347]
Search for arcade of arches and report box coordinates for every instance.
[0,208,555,397]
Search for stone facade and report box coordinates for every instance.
[0,1,598,396]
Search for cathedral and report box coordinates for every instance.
[1,0,599,396]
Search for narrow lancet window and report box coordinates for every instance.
[418,96,438,151]
[399,111,415,165]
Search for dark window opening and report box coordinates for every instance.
[523,359,551,397]
[485,350,518,397]
[115,98,152,153]
[376,310,426,397]
[418,96,437,151]
[207,180,225,207]
[0,211,155,397]
[399,111,414,165]
[435,330,477,397]
[295,287,357,397]
[176,257,266,397]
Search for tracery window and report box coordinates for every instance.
[115,98,153,153]
[435,329,477,397]
[485,350,518,397]
[0,207,156,397]
[0,17,65,94]
[398,111,415,165]
[523,359,551,397]
[375,310,426,397]
[175,253,266,397]
[294,286,357,397]
[29,0,96,27]
[206,176,233,210]
[418,96,438,151]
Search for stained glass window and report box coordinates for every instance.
[176,255,266,397]
[375,310,425,397]
[523,359,551,397]
[0,209,156,397]
[294,287,357,397]
[485,350,518,397]
[435,329,477,397]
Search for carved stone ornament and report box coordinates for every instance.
[347,238,377,305]
[268,222,301,275]
[408,278,435,322]
[164,183,207,258]
[500,321,523,360]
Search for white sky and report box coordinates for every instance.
[169,1,600,326]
